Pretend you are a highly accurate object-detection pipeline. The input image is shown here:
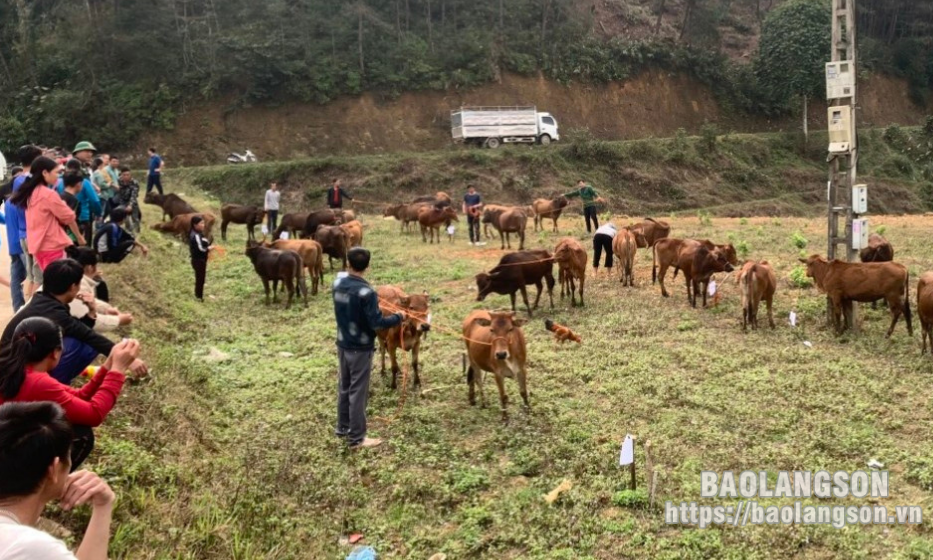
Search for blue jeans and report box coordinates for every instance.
[9,254,26,311]
[50,337,100,385]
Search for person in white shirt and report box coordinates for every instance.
[592,222,617,278]
[264,182,281,232]
[0,402,116,560]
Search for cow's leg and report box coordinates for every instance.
[579,271,585,306]
[516,366,530,408]
[263,279,271,305]
[379,340,388,377]
[766,296,775,329]
[500,231,506,250]
[546,273,555,309]
[742,304,749,332]
[467,363,477,406]
[569,275,577,306]
[518,229,525,250]
[520,285,533,317]
[493,372,509,421]
[284,277,294,309]
[886,297,902,338]
[558,268,566,300]
[412,340,421,386]
[509,291,517,312]
[530,281,543,311]
[552,218,558,233]
[221,220,228,241]
[470,362,487,408]
[658,263,670,297]
[389,345,400,390]
[421,224,427,243]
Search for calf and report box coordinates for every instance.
[613,229,638,287]
[481,204,508,239]
[495,208,527,250]
[653,238,737,298]
[475,250,555,317]
[688,246,735,308]
[377,286,431,389]
[268,239,325,295]
[628,218,671,248]
[462,310,529,421]
[144,192,197,221]
[340,219,364,247]
[301,209,339,238]
[737,260,776,331]
[313,225,350,271]
[402,202,432,233]
[418,206,458,244]
[244,241,308,308]
[220,203,264,241]
[532,196,569,232]
[273,212,309,240]
[554,238,587,306]
[384,203,408,233]
[800,255,912,337]
[917,272,933,356]
[152,212,216,240]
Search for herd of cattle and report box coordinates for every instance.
[141,190,933,419]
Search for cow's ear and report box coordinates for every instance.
[511,318,527,328]
[475,318,492,327]
[798,258,807,264]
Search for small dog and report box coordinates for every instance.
[544,319,582,344]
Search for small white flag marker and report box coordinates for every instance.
[789,311,797,327]
[803,341,813,348]
[447,225,455,235]
[261,224,269,235]
[279,231,290,240]
[619,434,634,466]
[708,281,717,297]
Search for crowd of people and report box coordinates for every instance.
[0,142,161,558]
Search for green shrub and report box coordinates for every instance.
[700,123,720,154]
[737,240,750,258]
[789,265,813,288]
[739,217,749,225]
[790,231,808,250]
[612,489,649,508]
[875,225,887,236]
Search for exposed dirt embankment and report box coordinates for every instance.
[147,72,928,166]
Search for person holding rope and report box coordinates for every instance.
[563,179,605,234]
[332,247,403,450]
[326,178,353,210]
[462,184,485,246]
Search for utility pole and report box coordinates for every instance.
[826,0,861,332]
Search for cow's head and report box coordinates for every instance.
[719,243,739,266]
[798,255,829,288]
[442,206,459,222]
[475,272,494,301]
[710,248,734,273]
[384,204,402,217]
[553,195,569,209]
[628,226,648,248]
[143,191,162,205]
[245,239,262,261]
[475,312,526,360]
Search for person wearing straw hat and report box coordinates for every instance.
[332,247,403,450]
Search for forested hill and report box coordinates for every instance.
[0,0,931,156]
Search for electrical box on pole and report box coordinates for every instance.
[826,61,855,100]
[852,218,869,250]
[852,184,867,213]
[828,106,853,153]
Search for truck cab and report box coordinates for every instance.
[537,113,559,145]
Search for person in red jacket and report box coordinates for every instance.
[0,316,140,470]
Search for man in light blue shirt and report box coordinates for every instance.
[5,145,43,310]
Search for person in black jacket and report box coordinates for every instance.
[189,215,213,301]
[325,178,353,209]
[0,259,148,384]
[332,247,403,449]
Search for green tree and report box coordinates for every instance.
[754,0,831,135]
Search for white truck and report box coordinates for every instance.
[451,106,559,148]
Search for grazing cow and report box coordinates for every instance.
[917,272,933,356]
[860,233,894,310]
[220,203,265,241]
[687,246,735,308]
[335,209,356,223]
[313,225,350,270]
[418,205,458,243]
[736,260,776,331]
[799,255,912,337]
[494,208,528,250]
[628,218,671,248]
[267,239,325,295]
[475,250,555,317]
[244,241,308,308]
[144,192,197,221]
[653,238,737,297]
[152,212,216,240]
[384,203,408,232]
[613,229,638,287]
[554,238,587,306]
[462,310,529,420]
[481,204,508,239]
[401,202,432,233]
[301,209,339,238]
[376,286,431,389]
[273,212,310,240]
[340,219,364,247]
[532,196,570,232]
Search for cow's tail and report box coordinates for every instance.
[904,270,913,332]
[296,254,309,302]
[652,244,658,284]
[462,353,472,383]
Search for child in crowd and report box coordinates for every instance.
[9,157,85,270]
[0,401,118,558]
[59,173,83,243]
[93,207,148,264]
[65,246,133,331]
[189,215,213,301]
[0,318,140,469]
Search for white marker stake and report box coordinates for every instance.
[708,281,717,297]
[279,231,289,240]
[620,434,636,490]
[447,225,455,236]
[789,311,797,327]
[261,224,269,236]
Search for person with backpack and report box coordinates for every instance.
[93,208,148,264]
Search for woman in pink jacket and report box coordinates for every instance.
[9,157,85,271]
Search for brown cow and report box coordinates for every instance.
[628,218,671,248]
[917,272,933,356]
[340,219,364,247]
[800,255,912,337]
[686,246,735,308]
[462,310,529,420]
[653,238,737,297]
[482,206,527,250]
[860,233,895,310]
[481,204,508,239]
[244,240,308,308]
[273,212,310,240]
[402,202,432,233]
[418,205,458,244]
[384,203,408,233]
[475,250,555,317]
[532,196,569,232]
[377,286,431,389]
[737,260,776,331]
[302,209,339,238]
[144,192,197,221]
[613,229,638,287]
[335,209,356,223]
[313,225,349,270]
[267,239,325,295]
[220,204,264,241]
[554,238,587,306]
[412,192,451,208]
[152,212,216,239]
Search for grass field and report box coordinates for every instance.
[64,189,933,559]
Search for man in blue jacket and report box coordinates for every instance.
[6,145,43,309]
[332,247,403,449]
